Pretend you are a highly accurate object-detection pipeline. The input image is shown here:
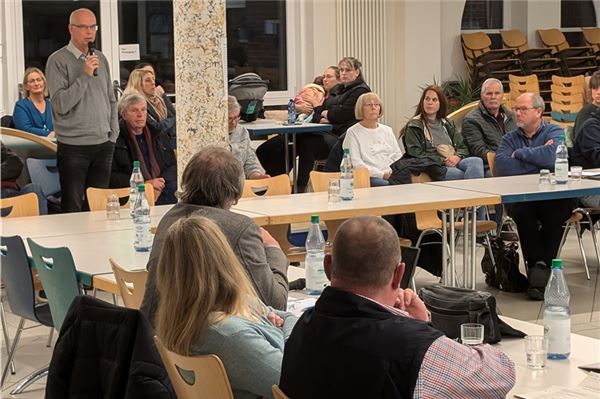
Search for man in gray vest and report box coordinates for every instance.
[46,8,118,212]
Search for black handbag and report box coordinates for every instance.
[418,285,524,344]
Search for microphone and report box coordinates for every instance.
[87,42,98,77]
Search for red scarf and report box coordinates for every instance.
[128,125,160,180]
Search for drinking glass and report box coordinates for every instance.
[570,166,583,181]
[328,179,340,203]
[460,323,484,345]
[539,169,551,185]
[525,335,547,369]
[106,194,120,220]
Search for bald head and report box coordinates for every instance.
[330,216,400,289]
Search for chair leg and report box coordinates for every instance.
[1,317,25,387]
[575,223,591,280]
[485,234,495,267]
[0,302,15,374]
[112,294,118,305]
[46,327,54,348]
[9,366,48,394]
[591,222,600,276]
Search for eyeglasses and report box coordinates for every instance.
[71,24,98,31]
[512,106,535,113]
[363,103,381,108]
[228,114,241,122]
[27,78,43,84]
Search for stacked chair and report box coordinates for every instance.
[582,27,600,58]
[537,29,597,76]
[549,75,585,127]
[507,74,549,114]
[500,30,561,79]
[461,32,522,88]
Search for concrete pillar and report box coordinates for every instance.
[173,0,228,179]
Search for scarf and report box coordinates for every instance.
[147,94,167,121]
[128,125,161,180]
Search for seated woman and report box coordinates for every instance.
[342,93,403,186]
[126,68,177,149]
[155,215,297,399]
[12,67,54,137]
[403,85,483,182]
[110,92,177,205]
[257,58,369,192]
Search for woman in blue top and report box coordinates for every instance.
[155,215,297,399]
[12,67,54,137]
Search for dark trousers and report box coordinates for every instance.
[506,198,575,269]
[57,141,115,213]
[256,132,337,191]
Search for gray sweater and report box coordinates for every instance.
[45,42,118,145]
[229,124,265,178]
[192,308,297,399]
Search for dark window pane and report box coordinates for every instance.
[461,0,503,30]
[226,0,287,91]
[22,1,101,71]
[561,0,596,28]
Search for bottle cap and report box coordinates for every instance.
[559,135,566,141]
[311,215,320,223]
[343,148,349,154]
[551,259,563,269]
[133,160,140,167]
[137,183,145,192]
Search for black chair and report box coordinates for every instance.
[0,235,54,389]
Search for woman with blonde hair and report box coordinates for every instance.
[125,68,176,148]
[294,83,325,122]
[155,215,297,399]
[12,67,54,137]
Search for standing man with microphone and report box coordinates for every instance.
[46,8,118,212]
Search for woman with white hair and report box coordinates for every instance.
[342,93,403,186]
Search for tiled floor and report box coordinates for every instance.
[1,227,599,397]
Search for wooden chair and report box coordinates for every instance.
[272,385,289,399]
[461,32,521,87]
[0,193,40,218]
[582,27,600,55]
[500,30,560,77]
[551,92,585,105]
[86,183,155,211]
[508,74,541,101]
[552,75,586,88]
[109,258,148,309]
[153,336,234,399]
[537,29,597,76]
[447,101,479,128]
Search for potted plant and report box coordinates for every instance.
[442,77,480,113]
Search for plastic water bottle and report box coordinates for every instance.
[544,259,571,359]
[129,161,144,218]
[287,99,296,125]
[554,135,569,185]
[340,148,354,200]
[133,183,152,252]
[305,215,328,294]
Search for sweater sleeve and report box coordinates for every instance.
[495,134,540,176]
[512,126,560,170]
[12,101,50,137]
[241,127,265,177]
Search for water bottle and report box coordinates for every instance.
[340,148,354,201]
[133,183,152,252]
[287,99,296,125]
[554,135,569,185]
[129,161,144,218]
[544,259,571,359]
[305,215,328,294]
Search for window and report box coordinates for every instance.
[461,0,503,30]
[22,1,101,71]
[561,0,596,28]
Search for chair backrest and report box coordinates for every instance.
[153,336,234,399]
[447,101,479,128]
[500,29,529,52]
[26,158,60,197]
[86,183,155,211]
[399,245,421,289]
[242,174,291,198]
[582,27,600,53]
[487,152,497,177]
[461,32,493,55]
[509,81,540,99]
[308,167,370,192]
[550,102,583,114]
[0,236,38,321]
[508,74,539,86]
[27,238,80,331]
[551,92,585,105]
[538,28,570,53]
[272,385,289,399]
[109,258,148,310]
[0,127,57,152]
[0,192,40,218]
[552,75,585,88]
[409,173,441,231]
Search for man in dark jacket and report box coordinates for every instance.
[280,216,515,398]
[572,107,600,207]
[462,78,516,170]
[110,92,177,205]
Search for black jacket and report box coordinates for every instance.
[1,142,24,183]
[46,295,174,399]
[146,94,176,142]
[110,119,177,189]
[314,78,371,137]
[572,108,600,168]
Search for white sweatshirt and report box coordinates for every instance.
[342,122,404,179]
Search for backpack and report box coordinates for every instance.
[481,236,528,292]
[228,73,269,122]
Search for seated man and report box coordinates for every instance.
[140,146,289,323]
[496,93,574,299]
[573,71,600,138]
[1,141,47,215]
[110,92,177,205]
[227,96,269,179]
[572,106,600,207]
[280,216,515,398]
[462,78,516,172]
